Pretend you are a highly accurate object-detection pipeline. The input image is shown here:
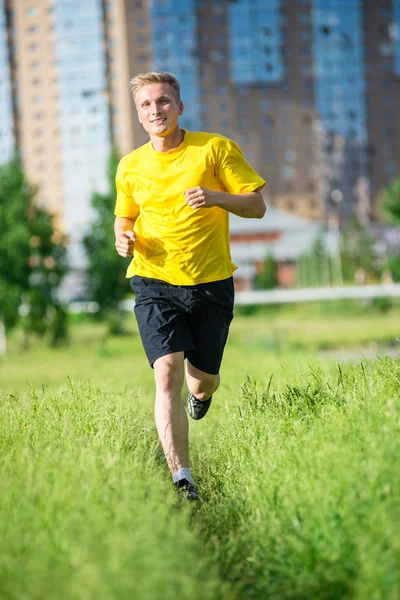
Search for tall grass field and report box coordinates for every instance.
[1,306,400,599]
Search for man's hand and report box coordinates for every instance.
[115,230,135,258]
[184,187,219,210]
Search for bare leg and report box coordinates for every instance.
[185,360,220,400]
[153,352,188,473]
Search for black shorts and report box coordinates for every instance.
[130,275,234,375]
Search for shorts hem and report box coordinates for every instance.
[186,357,220,377]
[149,346,194,369]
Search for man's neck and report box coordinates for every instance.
[150,127,184,153]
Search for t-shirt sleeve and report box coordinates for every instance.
[215,138,266,195]
[114,158,140,219]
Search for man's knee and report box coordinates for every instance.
[189,385,215,401]
[154,352,184,395]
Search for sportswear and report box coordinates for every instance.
[130,275,234,373]
[187,392,213,421]
[114,131,265,285]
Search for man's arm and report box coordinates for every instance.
[114,216,136,258]
[183,187,266,219]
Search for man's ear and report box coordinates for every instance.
[178,101,184,116]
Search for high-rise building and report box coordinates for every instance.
[1,0,133,266]
[122,0,400,224]
[1,0,400,265]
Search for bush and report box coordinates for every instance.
[388,254,400,283]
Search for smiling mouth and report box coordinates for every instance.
[151,118,166,123]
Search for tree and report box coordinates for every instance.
[0,157,68,350]
[83,149,131,333]
[254,252,279,289]
[340,219,384,284]
[388,255,400,283]
[0,158,33,331]
[382,176,400,224]
[23,204,68,345]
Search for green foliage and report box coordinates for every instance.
[371,296,393,312]
[83,149,131,324]
[297,235,332,287]
[388,254,400,283]
[254,251,279,289]
[340,220,385,283]
[23,206,68,339]
[0,158,68,340]
[382,176,400,224]
[0,158,32,329]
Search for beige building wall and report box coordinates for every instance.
[12,0,64,225]
[103,0,134,155]
[124,0,153,149]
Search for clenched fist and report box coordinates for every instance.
[115,230,135,258]
[184,187,219,210]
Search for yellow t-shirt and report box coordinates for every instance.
[114,131,265,285]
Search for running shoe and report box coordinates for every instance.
[175,478,199,501]
[187,392,213,420]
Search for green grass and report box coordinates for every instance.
[195,361,400,598]
[1,311,400,598]
[231,301,400,351]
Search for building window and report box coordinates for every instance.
[239,118,251,130]
[26,7,40,17]
[281,166,297,180]
[262,115,274,126]
[284,148,296,162]
[216,85,228,96]
[385,163,397,176]
[297,13,309,24]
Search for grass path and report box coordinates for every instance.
[1,313,399,598]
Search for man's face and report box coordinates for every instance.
[135,82,184,136]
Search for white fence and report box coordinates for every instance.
[65,284,400,314]
[234,284,400,305]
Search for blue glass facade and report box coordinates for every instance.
[0,0,14,163]
[312,0,367,144]
[228,0,284,85]
[53,0,111,255]
[394,0,400,75]
[150,0,201,130]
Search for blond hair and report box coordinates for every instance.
[130,71,181,103]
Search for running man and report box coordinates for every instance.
[114,72,266,499]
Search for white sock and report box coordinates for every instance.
[172,468,195,485]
